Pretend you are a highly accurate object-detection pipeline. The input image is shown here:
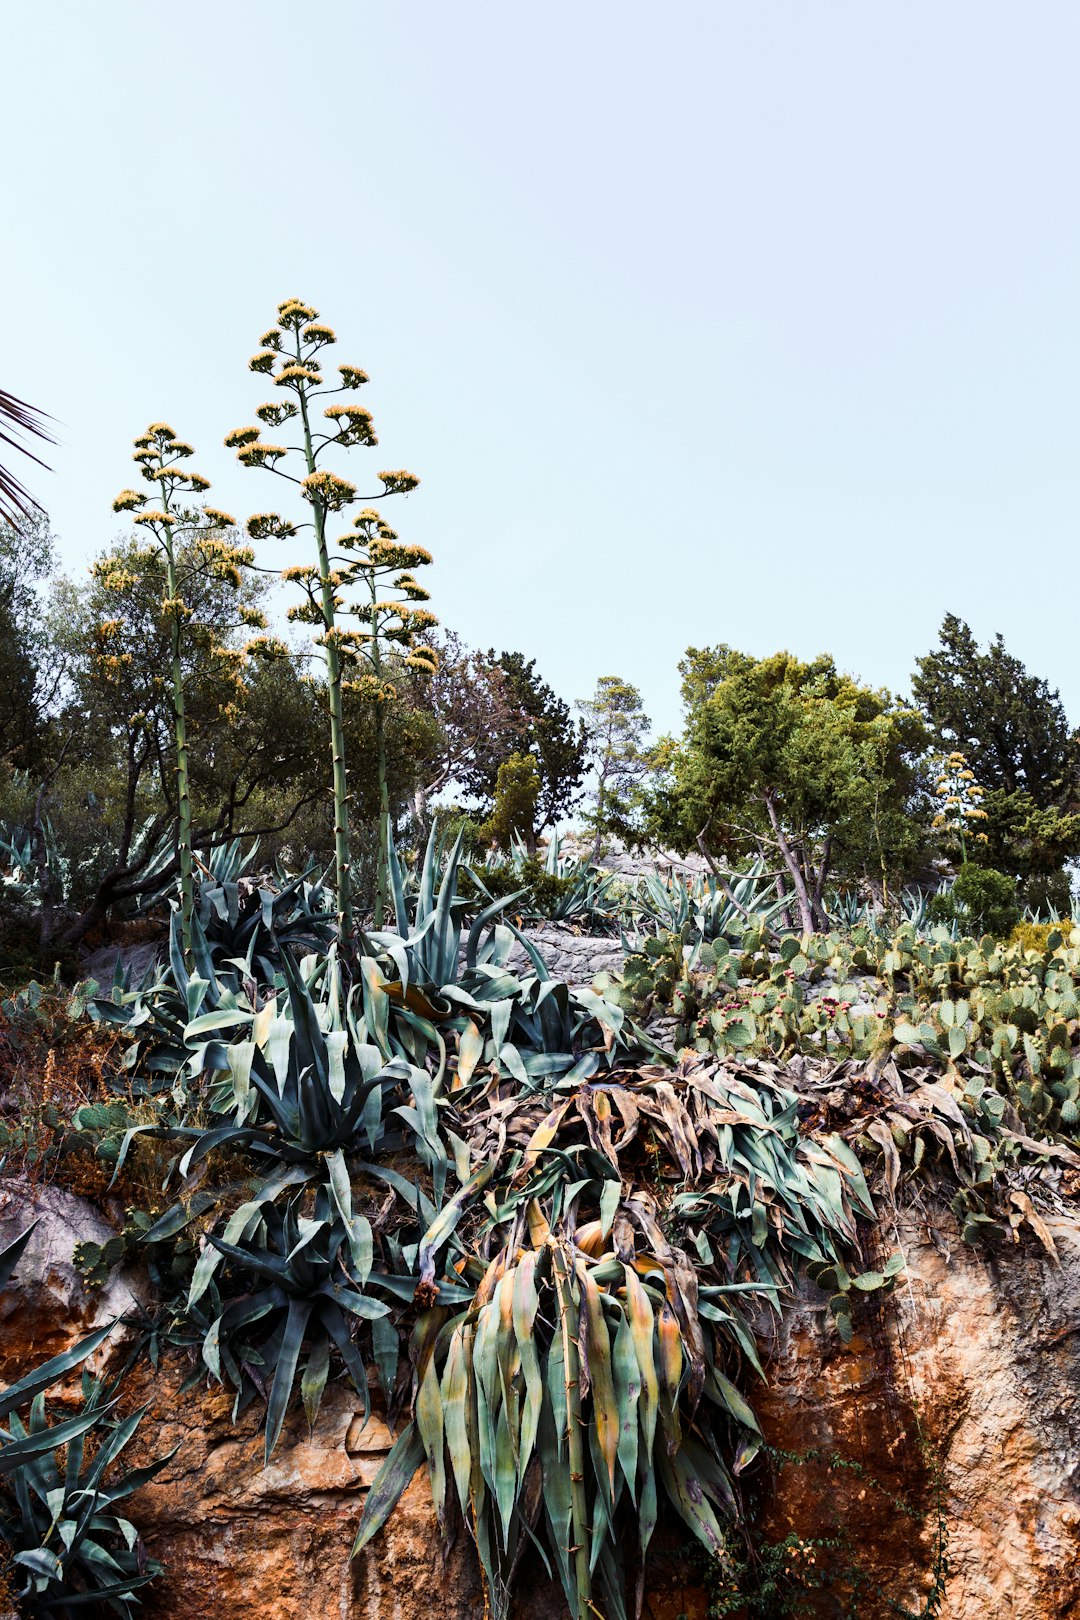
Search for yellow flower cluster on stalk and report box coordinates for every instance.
[931,749,989,860]
[227,297,434,934]
[96,422,269,956]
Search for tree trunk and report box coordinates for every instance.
[810,835,833,932]
[762,794,817,934]
[774,867,795,932]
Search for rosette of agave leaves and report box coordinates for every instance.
[348,1058,893,1620]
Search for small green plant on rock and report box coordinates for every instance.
[705,1438,949,1618]
[0,1226,170,1617]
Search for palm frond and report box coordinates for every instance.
[0,386,55,526]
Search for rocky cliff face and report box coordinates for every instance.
[3,1180,1078,1618]
[753,1208,1080,1618]
[0,1179,146,1384]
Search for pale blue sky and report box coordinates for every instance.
[7,1,1079,735]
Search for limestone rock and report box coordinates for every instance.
[0,1177,146,1381]
[7,1142,1080,1615]
[124,1373,484,1620]
[507,922,625,986]
[563,835,707,883]
[128,1362,701,1620]
[80,939,161,988]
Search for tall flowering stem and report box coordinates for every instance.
[341,509,437,925]
[931,750,989,865]
[228,298,425,940]
[103,425,261,955]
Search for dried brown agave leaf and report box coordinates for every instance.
[866,1119,901,1198]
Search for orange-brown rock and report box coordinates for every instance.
[5,1178,1080,1618]
[753,1209,1080,1618]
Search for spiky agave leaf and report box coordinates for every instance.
[1,1389,172,1616]
[198,1191,391,1462]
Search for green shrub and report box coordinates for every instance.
[929,865,1018,937]
[425,804,484,858]
[478,751,540,850]
[1009,920,1066,956]
[460,853,575,915]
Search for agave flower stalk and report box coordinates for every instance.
[103,425,262,956]
[341,508,437,926]
[931,749,989,864]
[228,298,424,940]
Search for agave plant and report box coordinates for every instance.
[898,885,936,932]
[132,832,258,916]
[192,1185,392,1463]
[465,831,625,933]
[377,824,483,987]
[1,1381,171,1619]
[91,906,255,1085]
[146,1073,474,1460]
[826,888,869,930]
[191,859,336,986]
[631,860,789,945]
[0,811,76,915]
[196,963,444,1166]
[116,942,450,1255]
[533,831,624,929]
[96,819,644,1098]
[438,920,653,1091]
[134,841,335,984]
[0,1227,170,1617]
[357,1234,756,1620]
[352,1054,895,1620]
[366,826,645,1086]
[0,817,36,899]
[93,863,336,1087]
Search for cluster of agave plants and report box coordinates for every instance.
[0,794,974,956]
[462,831,628,934]
[0,1226,172,1617]
[6,814,1079,1616]
[455,845,996,947]
[0,826,925,1620]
